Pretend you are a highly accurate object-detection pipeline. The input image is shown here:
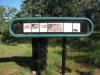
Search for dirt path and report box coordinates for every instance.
[95,68,100,75]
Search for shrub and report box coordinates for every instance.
[1,29,17,45]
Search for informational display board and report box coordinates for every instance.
[23,23,81,33]
[9,17,94,37]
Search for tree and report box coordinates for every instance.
[17,0,76,17]
[5,7,17,20]
[0,6,5,33]
[15,0,100,74]
[0,5,17,34]
[0,6,17,44]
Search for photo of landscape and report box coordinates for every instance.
[47,23,63,32]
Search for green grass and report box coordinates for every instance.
[0,44,32,57]
[0,43,32,75]
[0,35,2,44]
[0,43,99,75]
[42,46,62,75]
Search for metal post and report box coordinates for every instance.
[62,38,66,75]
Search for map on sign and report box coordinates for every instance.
[23,23,80,33]
[48,23,63,32]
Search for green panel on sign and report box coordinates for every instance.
[9,17,94,38]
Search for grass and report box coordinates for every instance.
[0,42,99,75]
[42,45,62,75]
[0,35,2,44]
[0,44,32,57]
[0,43,32,75]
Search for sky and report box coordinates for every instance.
[0,0,22,10]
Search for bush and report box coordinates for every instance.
[1,30,18,45]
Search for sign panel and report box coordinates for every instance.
[23,23,32,32]
[22,23,83,33]
[47,23,63,32]
[9,17,94,37]
[64,23,72,32]
[31,23,39,32]
[73,23,80,32]
[40,23,47,32]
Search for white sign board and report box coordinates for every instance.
[31,23,39,32]
[40,23,47,32]
[23,23,31,32]
[64,23,72,32]
[73,23,80,32]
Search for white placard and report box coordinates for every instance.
[31,23,39,32]
[64,23,72,32]
[48,23,63,32]
[40,23,47,32]
[23,23,32,32]
[23,22,81,33]
[73,23,80,32]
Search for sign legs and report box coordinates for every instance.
[32,38,48,75]
[32,38,66,75]
[62,38,66,75]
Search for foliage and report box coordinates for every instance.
[1,30,17,45]
[14,0,100,75]
[0,5,5,33]
[5,7,17,20]
[0,5,17,45]
[0,0,100,75]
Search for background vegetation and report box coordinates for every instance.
[0,0,100,75]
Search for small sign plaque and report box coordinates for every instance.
[31,23,39,32]
[40,23,47,32]
[23,23,31,32]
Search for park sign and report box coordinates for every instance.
[9,17,94,38]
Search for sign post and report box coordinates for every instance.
[9,17,94,75]
[62,38,66,75]
[32,38,48,75]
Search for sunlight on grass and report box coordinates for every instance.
[0,44,32,57]
[0,43,99,75]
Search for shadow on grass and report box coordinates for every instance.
[48,38,62,47]
[76,70,94,75]
[0,56,43,71]
[56,65,72,74]
[68,54,92,65]
[53,50,94,67]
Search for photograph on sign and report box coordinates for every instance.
[64,23,73,32]
[73,23,80,32]
[31,23,39,32]
[23,23,32,32]
[40,23,47,32]
[47,23,63,32]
